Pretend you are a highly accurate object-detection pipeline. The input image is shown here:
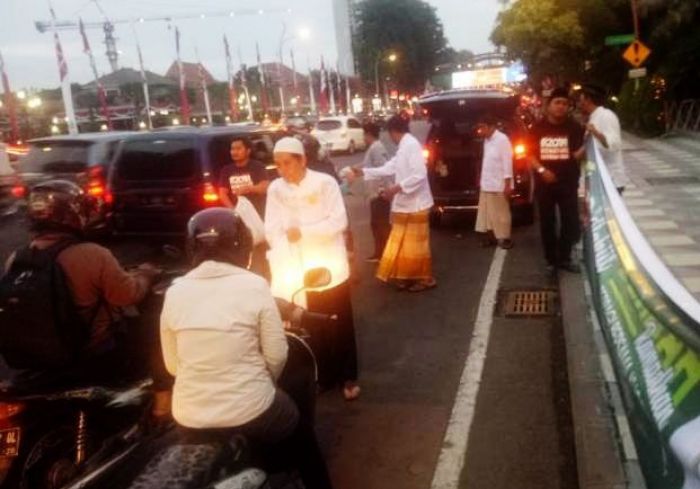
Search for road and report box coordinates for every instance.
[0,126,578,489]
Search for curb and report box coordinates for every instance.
[558,269,647,489]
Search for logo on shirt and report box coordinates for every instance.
[229,174,253,192]
[540,137,570,161]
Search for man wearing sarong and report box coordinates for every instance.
[475,114,514,250]
[265,137,361,401]
[351,115,436,293]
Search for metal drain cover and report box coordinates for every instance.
[646,176,700,186]
[503,290,557,317]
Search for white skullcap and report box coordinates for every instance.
[273,137,305,156]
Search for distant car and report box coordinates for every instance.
[15,132,134,231]
[419,89,535,226]
[311,115,366,154]
[0,143,22,217]
[108,126,285,236]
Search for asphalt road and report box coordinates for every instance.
[0,125,578,489]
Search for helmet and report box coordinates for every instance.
[28,180,89,234]
[186,208,253,268]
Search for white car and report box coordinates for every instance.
[311,116,366,154]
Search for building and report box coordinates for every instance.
[333,0,358,76]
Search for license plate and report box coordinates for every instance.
[0,428,20,457]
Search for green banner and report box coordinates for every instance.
[584,156,700,489]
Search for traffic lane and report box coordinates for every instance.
[316,187,495,489]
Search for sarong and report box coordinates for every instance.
[376,210,432,282]
[475,191,512,239]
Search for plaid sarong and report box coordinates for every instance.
[376,210,432,282]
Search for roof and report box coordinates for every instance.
[165,62,218,87]
[28,131,136,144]
[419,89,518,104]
[82,68,176,90]
[122,125,285,142]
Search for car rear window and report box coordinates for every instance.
[316,120,342,131]
[23,141,93,173]
[117,138,198,181]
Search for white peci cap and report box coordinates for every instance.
[273,137,305,156]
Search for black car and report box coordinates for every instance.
[108,126,284,236]
[419,89,534,226]
[16,132,135,230]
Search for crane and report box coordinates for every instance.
[35,6,292,72]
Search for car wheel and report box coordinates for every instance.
[347,140,356,155]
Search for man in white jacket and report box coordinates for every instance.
[161,208,333,489]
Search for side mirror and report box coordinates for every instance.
[162,244,183,260]
[303,267,331,290]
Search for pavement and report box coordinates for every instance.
[620,133,700,298]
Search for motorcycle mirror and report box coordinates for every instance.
[162,244,182,259]
[303,267,332,290]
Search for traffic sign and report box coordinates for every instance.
[629,67,647,79]
[605,34,635,46]
[623,40,651,67]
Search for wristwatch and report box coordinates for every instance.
[537,166,546,174]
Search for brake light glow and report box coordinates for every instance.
[86,166,111,204]
[422,148,431,160]
[6,144,28,157]
[0,403,24,420]
[514,143,527,159]
[203,183,220,205]
[11,185,26,198]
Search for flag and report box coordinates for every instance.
[133,23,152,129]
[290,48,298,94]
[335,65,344,113]
[256,42,268,114]
[196,50,213,125]
[319,56,329,114]
[346,75,353,114]
[329,68,337,115]
[79,18,112,130]
[307,58,317,115]
[49,3,78,134]
[0,51,19,142]
[238,47,253,121]
[223,36,238,120]
[175,27,191,124]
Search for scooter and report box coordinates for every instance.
[55,267,336,489]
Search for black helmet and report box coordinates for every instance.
[28,180,89,234]
[186,208,253,268]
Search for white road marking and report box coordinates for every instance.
[430,248,507,489]
[650,235,696,247]
[665,253,700,267]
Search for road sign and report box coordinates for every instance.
[623,40,651,67]
[628,67,647,79]
[605,34,635,46]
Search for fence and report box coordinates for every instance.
[665,99,700,134]
[584,143,700,489]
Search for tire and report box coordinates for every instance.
[19,426,82,489]
[347,140,356,155]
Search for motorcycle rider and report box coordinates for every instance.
[159,208,333,489]
[2,180,159,381]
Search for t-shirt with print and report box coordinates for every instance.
[218,160,268,215]
[531,118,585,187]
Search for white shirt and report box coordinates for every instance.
[363,133,434,213]
[589,106,628,188]
[160,261,288,429]
[265,169,349,302]
[234,196,265,246]
[480,129,514,192]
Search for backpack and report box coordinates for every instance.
[0,240,91,369]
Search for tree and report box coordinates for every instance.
[354,0,449,92]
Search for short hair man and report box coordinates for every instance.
[218,136,270,217]
[361,122,390,261]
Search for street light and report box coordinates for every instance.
[375,52,397,101]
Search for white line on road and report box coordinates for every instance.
[430,248,507,489]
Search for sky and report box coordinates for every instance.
[0,0,501,89]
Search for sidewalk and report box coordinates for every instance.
[620,133,700,299]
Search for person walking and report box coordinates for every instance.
[578,84,629,194]
[475,114,514,250]
[529,87,586,274]
[265,137,360,401]
[350,115,436,292]
[360,122,391,262]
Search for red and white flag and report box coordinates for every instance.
[256,42,268,114]
[79,18,112,130]
[0,50,19,142]
[49,3,77,134]
[238,47,253,121]
[223,36,238,120]
[175,27,191,124]
[132,24,152,129]
[319,56,329,114]
[196,49,212,125]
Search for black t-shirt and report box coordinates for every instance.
[218,159,268,214]
[531,118,585,187]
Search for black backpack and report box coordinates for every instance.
[0,240,91,369]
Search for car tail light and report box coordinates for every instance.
[203,182,220,205]
[0,403,24,421]
[10,185,25,199]
[86,166,113,204]
[514,143,528,160]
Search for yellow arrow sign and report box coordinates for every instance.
[623,40,651,68]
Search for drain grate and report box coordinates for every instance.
[646,176,700,186]
[503,290,557,317]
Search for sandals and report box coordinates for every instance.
[407,279,438,293]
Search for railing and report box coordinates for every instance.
[665,99,700,134]
[583,142,700,489]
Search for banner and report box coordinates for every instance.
[49,3,78,135]
[584,144,700,489]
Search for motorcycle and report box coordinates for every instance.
[53,267,337,489]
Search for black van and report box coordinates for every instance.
[419,89,534,226]
[108,126,284,235]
